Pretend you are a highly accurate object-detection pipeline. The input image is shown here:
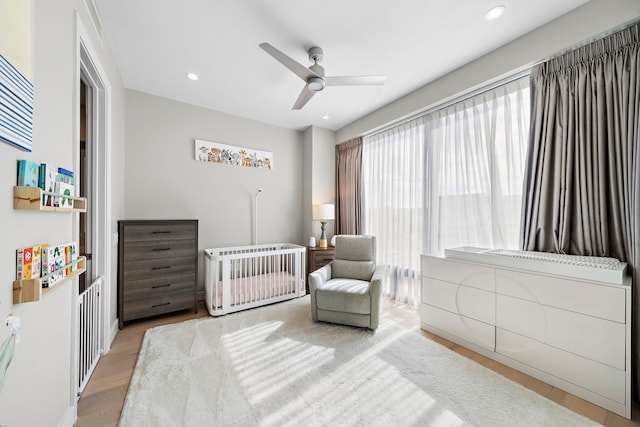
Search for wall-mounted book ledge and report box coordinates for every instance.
[13,186,87,212]
[13,256,87,304]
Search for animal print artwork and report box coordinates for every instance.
[195,139,273,170]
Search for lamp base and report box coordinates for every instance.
[319,221,328,248]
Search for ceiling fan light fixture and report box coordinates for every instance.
[308,77,325,92]
[186,72,199,81]
[485,5,505,20]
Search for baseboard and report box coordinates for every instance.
[59,405,76,427]
[110,318,119,345]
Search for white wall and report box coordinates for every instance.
[311,126,336,241]
[0,1,125,426]
[124,90,304,291]
[336,0,640,141]
[300,126,337,243]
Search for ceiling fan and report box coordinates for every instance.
[259,42,386,110]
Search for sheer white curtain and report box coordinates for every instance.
[363,120,424,306]
[424,77,530,252]
[362,76,530,306]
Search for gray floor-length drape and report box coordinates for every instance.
[335,137,363,235]
[521,22,640,391]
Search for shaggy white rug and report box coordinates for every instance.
[119,296,600,427]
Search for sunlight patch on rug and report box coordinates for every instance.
[119,296,601,427]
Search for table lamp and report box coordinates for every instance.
[315,204,334,248]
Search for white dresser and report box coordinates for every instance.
[420,247,631,419]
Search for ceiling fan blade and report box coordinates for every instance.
[259,42,318,82]
[292,85,316,110]
[325,75,386,86]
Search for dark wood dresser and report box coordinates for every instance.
[307,246,335,293]
[118,220,198,329]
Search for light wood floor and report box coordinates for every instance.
[76,299,639,426]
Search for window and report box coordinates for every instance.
[363,76,530,305]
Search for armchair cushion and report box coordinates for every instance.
[315,278,371,314]
[334,235,376,261]
[331,259,375,281]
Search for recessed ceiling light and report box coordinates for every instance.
[186,72,199,81]
[485,5,505,21]
[321,115,330,120]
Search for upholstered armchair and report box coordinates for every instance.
[309,235,384,330]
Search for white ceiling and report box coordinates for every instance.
[94,0,590,131]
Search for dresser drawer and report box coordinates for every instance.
[421,304,495,352]
[123,289,196,322]
[422,277,495,324]
[311,251,334,267]
[122,240,196,261]
[496,294,625,369]
[123,274,196,297]
[122,223,197,243]
[124,257,196,281]
[496,269,626,323]
[496,328,626,404]
[422,255,495,292]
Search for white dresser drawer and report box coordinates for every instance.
[496,328,626,404]
[421,304,495,352]
[422,255,495,292]
[423,277,495,324]
[496,294,625,369]
[496,269,625,323]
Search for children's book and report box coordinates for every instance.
[17,159,40,187]
[16,244,43,280]
[39,163,57,206]
[55,181,75,208]
[16,246,33,280]
[42,244,66,287]
[57,167,74,179]
[63,242,78,275]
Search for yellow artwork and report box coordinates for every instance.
[0,0,31,80]
[0,0,33,151]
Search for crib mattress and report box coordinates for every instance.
[211,271,297,308]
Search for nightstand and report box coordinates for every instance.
[307,246,335,293]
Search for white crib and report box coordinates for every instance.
[204,243,306,316]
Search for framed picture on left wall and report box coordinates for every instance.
[0,0,34,152]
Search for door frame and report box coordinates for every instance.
[72,11,113,397]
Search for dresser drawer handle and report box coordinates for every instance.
[152,247,172,252]
[152,266,171,270]
[152,231,171,234]
[152,284,171,289]
[152,302,171,308]
[321,257,333,262]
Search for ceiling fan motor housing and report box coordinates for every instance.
[308,46,324,63]
[308,61,326,91]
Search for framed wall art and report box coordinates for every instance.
[195,138,273,170]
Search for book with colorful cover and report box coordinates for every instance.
[63,242,78,275]
[42,244,66,287]
[38,163,57,206]
[16,244,43,280]
[17,159,40,187]
[57,167,74,179]
[55,181,75,208]
[16,245,33,280]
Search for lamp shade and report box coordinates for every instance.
[315,204,335,221]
